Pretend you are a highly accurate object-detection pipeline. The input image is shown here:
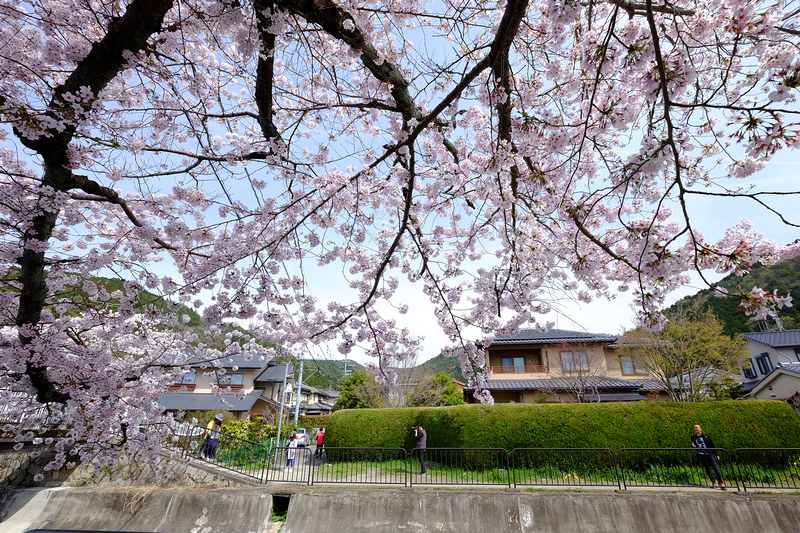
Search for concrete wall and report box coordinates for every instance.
[0,487,275,533]
[0,447,255,489]
[3,486,800,533]
[284,489,800,533]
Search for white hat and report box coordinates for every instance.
[215,413,224,421]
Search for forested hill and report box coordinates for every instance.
[416,352,467,382]
[300,358,364,390]
[666,253,800,336]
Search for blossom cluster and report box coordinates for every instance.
[1,0,799,471]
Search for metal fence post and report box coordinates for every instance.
[506,450,512,489]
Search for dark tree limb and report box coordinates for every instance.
[14,0,175,405]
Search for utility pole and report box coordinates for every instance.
[293,347,305,425]
[276,361,290,447]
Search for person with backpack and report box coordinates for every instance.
[200,413,223,460]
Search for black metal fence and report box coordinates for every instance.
[310,447,408,486]
[618,448,737,490]
[512,448,621,489]
[733,448,800,491]
[411,447,511,487]
[165,424,268,482]
[167,427,800,491]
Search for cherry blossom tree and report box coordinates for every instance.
[2,0,800,471]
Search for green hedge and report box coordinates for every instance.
[324,401,800,451]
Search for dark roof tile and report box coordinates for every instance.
[157,389,264,412]
[489,328,617,347]
[742,330,800,348]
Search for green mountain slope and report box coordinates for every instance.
[416,352,467,382]
[666,253,800,335]
[297,358,364,391]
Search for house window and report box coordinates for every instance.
[619,355,648,375]
[218,373,244,389]
[301,393,309,402]
[175,372,196,385]
[755,353,773,375]
[501,357,526,373]
[560,351,588,372]
[742,359,757,379]
[169,372,196,390]
[794,348,800,362]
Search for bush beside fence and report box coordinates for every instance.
[324,401,800,452]
[167,425,800,491]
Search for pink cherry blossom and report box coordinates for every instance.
[1,0,800,468]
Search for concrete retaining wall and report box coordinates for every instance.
[0,487,275,533]
[0,448,255,488]
[2,486,800,533]
[283,489,800,533]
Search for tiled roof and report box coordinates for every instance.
[635,378,672,392]
[158,389,264,412]
[467,376,644,391]
[299,401,334,412]
[185,353,270,369]
[780,362,800,375]
[489,328,617,346]
[583,392,647,402]
[300,386,339,398]
[741,330,800,348]
[255,364,295,382]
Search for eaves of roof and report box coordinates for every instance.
[489,328,617,347]
[185,353,269,370]
[157,389,264,412]
[748,363,800,396]
[255,364,295,382]
[742,330,800,348]
[466,376,644,391]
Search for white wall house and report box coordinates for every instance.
[158,356,296,420]
[740,331,800,395]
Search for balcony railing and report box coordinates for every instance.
[490,364,549,374]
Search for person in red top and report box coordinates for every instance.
[315,428,325,459]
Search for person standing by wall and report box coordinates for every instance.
[691,424,726,489]
[414,424,427,475]
[315,428,325,459]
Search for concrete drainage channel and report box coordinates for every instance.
[2,486,800,533]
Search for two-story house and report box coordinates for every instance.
[285,384,339,416]
[464,329,667,403]
[740,330,800,398]
[158,355,296,420]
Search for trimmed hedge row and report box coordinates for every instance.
[324,401,800,451]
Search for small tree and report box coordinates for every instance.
[332,369,384,411]
[407,372,465,407]
[620,300,748,402]
[706,377,746,401]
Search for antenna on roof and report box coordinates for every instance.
[772,307,785,331]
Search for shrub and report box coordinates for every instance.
[324,400,800,452]
[219,419,279,443]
